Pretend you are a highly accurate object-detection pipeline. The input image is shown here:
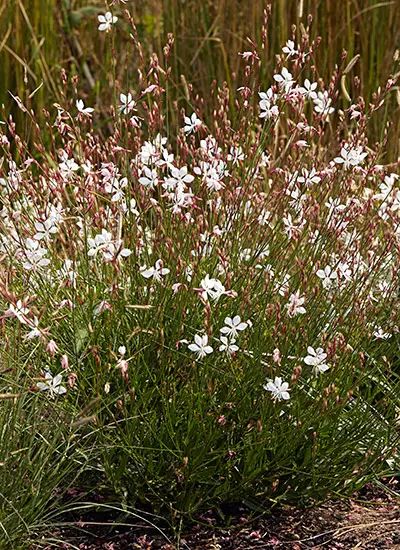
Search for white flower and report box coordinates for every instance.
[37,371,67,397]
[263,376,290,401]
[239,248,251,263]
[334,145,367,169]
[34,218,58,241]
[137,134,167,165]
[275,273,290,297]
[163,166,194,192]
[282,40,297,57]
[6,300,29,323]
[220,315,248,338]
[349,104,362,119]
[313,91,334,115]
[273,67,294,92]
[183,113,202,134]
[22,238,50,271]
[76,99,94,116]
[298,78,318,100]
[219,336,239,355]
[259,89,279,119]
[304,346,330,374]
[156,149,175,170]
[139,167,159,189]
[316,265,338,290]
[297,167,320,186]
[200,135,221,156]
[286,291,306,317]
[24,317,41,340]
[119,93,136,115]
[87,229,113,258]
[200,274,226,302]
[188,334,213,360]
[104,176,127,202]
[102,241,131,262]
[283,213,305,239]
[258,209,272,226]
[125,198,140,216]
[194,160,227,192]
[239,52,252,61]
[140,259,170,281]
[227,146,245,165]
[59,156,79,178]
[373,328,391,340]
[86,229,129,263]
[98,12,118,32]
[325,197,346,213]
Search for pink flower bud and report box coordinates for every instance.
[61,354,69,370]
[118,359,129,382]
[217,415,227,426]
[273,348,281,365]
[46,339,59,357]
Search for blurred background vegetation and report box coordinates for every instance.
[1,0,400,155]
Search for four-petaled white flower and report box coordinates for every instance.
[76,99,94,116]
[163,166,194,191]
[373,328,391,340]
[219,336,239,355]
[273,68,294,92]
[313,91,334,115]
[259,89,279,119]
[104,176,127,202]
[227,146,245,165]
[298,79,318,100]
[6,300,30,324]
[22,238,50,271]
[286,291,306,317]
[87,229,113,258]
[34,218,58,241]
[98,12,118,32]
[264,376,290,401]
[316,265,338,290]
[297,167,320,186]
[282,40,297,57]
[183,113,202,134]
[220,315,248,338]
[303,346,330,374]
[334,145,367,169]
[37,370,67,397]
[199,274,226,302]
[139,167,159,189]
[140,259,170,281]
[188,334,213,360]
[59,156,79,178]
[119,93,136,115]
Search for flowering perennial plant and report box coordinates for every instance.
[0,9,399,521]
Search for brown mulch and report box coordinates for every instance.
[41,481,400,549]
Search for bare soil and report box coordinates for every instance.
[42,480,400,549]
